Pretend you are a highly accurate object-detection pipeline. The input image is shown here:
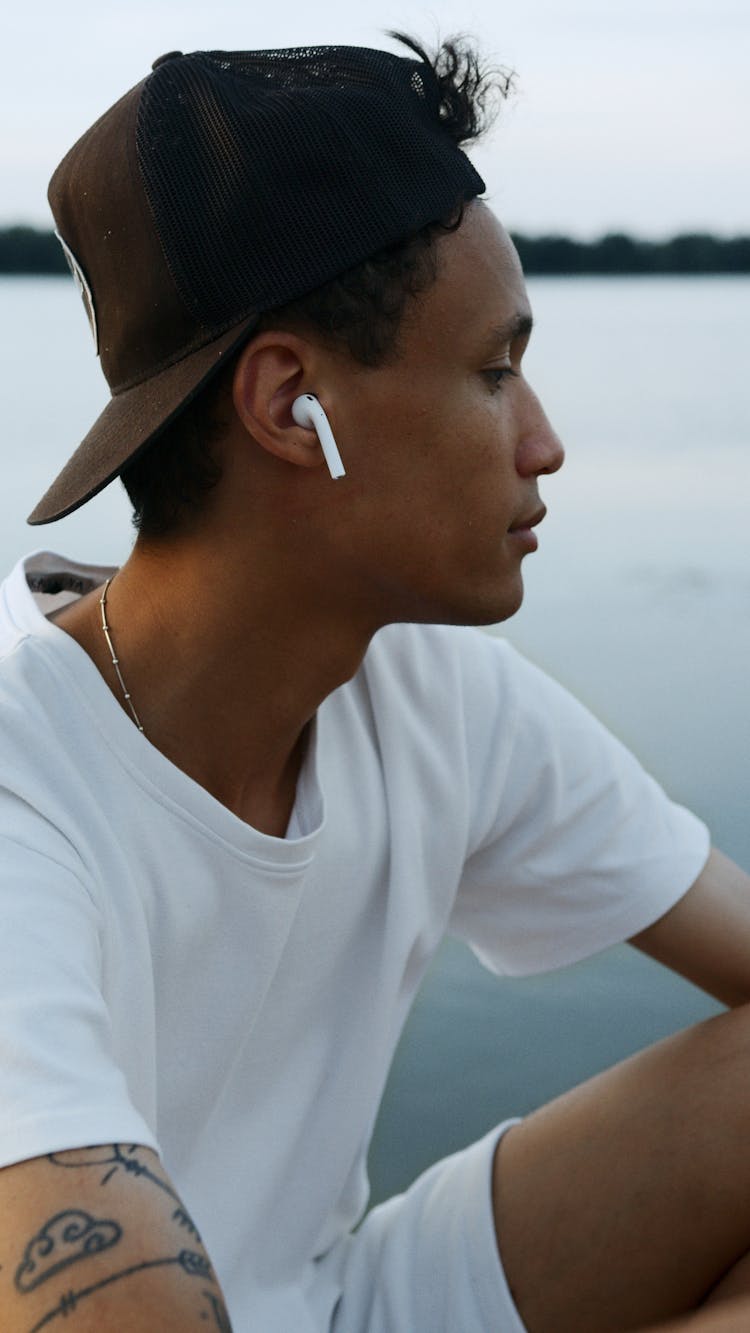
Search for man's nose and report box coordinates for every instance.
[516,387,565,478]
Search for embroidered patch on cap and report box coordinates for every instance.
[55,230,99,353]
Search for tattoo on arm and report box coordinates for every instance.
[27,1249,215,1331]
[172,1206,202,1243]
[30,1147,231,1326]
[201,1288,233,1330]
[14,1211,122,1292]
[48,1145,179,1202]
[49,1146,205,1244]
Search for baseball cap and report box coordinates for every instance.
[27,42,486,524]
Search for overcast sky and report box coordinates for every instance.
[4,0,748,237]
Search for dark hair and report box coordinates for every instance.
[120,33,512,540]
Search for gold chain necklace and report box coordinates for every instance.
[99,577,145,735]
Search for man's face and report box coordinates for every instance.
[327,201,565,627]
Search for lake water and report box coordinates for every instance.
[1,275,748,1200]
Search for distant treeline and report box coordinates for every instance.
[512,231,750,275]
[1,224,749,276]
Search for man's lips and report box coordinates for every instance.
[508,504,547,534]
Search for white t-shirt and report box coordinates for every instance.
[0,551,709,1329]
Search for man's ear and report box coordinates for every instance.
[231,333,328,471]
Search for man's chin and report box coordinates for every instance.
[437,574,526,629]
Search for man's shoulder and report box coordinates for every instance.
[0,548,113,721]
[0,632,78,823]
[367,620,516,673]
[0,550,114,637]
[0,555,100,812]
[362,621,526,708]
[352,622,538,760]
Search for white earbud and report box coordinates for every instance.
[291,394,346,480]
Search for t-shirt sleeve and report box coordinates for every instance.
[0,790,159,1169]
[448,633,711,977]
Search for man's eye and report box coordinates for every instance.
[484,367,518,392]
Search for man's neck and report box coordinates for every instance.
[49,540,374,836]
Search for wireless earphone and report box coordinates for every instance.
[291,394,346,480]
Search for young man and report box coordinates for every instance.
[0,35,749,1333]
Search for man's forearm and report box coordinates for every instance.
[641,1295,750,1332]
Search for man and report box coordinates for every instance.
[0,33,749,1333]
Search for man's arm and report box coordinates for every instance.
[0,1144,232,1331]
[630,848,750,1008]
[629,849,750,1329]
[641,1295,750,1331]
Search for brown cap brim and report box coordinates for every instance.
[27,314,259,525]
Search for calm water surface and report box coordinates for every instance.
[1,275,748,1197]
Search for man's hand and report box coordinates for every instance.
[630,847,750,1007]
[0,1143,232,1330]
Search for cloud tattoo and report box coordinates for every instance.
[15,1210,122,1292]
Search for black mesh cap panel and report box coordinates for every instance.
[136,46,485,328]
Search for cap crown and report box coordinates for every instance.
[49,46,485,394]
[32,42,486,526]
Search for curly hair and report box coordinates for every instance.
[120,33,512,540]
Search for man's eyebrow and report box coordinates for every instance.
[482,312,534,350]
